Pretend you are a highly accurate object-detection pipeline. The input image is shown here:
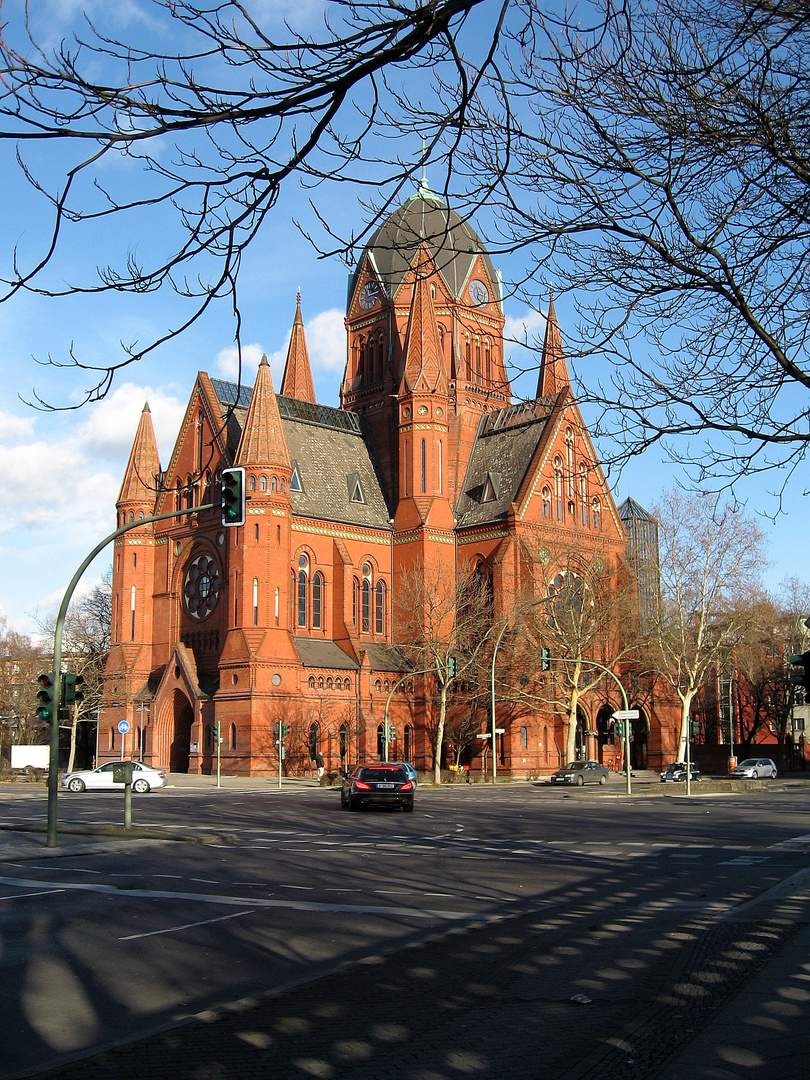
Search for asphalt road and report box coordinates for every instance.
[1,782,809,1078]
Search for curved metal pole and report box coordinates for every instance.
[383,665,436,764]
[46,502,215,847]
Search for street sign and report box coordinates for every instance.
[612,709,639,720]
[117,719,130,734]
[477,729,506,738]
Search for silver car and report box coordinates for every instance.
[731,757,777,779]
[550,760,609,786]
[62,760,167,793]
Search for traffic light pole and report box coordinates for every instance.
[46,501,216,847]
[383,666,436,764]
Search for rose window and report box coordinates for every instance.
[183,554,221,620]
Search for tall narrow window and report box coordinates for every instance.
[375,579,385,635]
[404,440,409,495]
[353,577,359,625]
[404,724,413,763]
[275,586,279,626]
[484,340,491,383]
[592,498,602,531]
[130,585,136,640]
[420,439,426,493]
[520,726,528,749]
[367,337,375,382]
[554,456,564,521]
[254,523,259,540]
[475,338,482,383]
[438,440,443,494]
[340,722,349,766]
[230,723,237,751]
[312,572,323,629]
[234,571,238,624]
[362,562,372,632]
[565,428,575,498]
[249,474,256,492]
[359,338,366,383]
[253,577,259,626]
[196,411,204,473]
[297,554,309,627]
[579,463,588,526]
[465,335,471,379]
[542,485,551,520]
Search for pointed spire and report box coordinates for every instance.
[401,249,445,391]
[118,402,161,506]
[236,356,291,470]
[536,288,571,398]
[280,290,316,403]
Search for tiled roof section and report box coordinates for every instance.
[349,190,500,306]
[280,292,316,403]
[618,496,657,523]
[401,256,445,390]
[456,398,556,527]
[363,643,412,673]
[535,290,571,398]
[235,356,291,469]
[118,402,161,506]
[294,638,359,670]
[210,377,389,526]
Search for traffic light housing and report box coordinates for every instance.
[36,673,56,724]
[221,466,246,527]
[447,656,457,679]
[788,652,810,692]
[541,648,551,671]
[614,719,625,740]
[63,673,84,705]
[690,719,700,739]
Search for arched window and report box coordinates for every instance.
[484,339,491,383]
[312,572,323,629]
[362,561,372,632]
[309,722,319,761]
[318,675,324,689]
[375,678,382,693]
[579,462,588,526]
[297,553,309,627]
[404,440,409,495]
[326,677,333,690]
[358,336,366,382]
[465,334,471,378]
[375,579,385,635]
[554,457,564,520]
[335,676,342,690]
[175,479,182,511]
[377,723,385,758]
[475,337,482,383]
[259,475,267,492]
[377,334,385,381]
[542,485,551,519]
[420,439,426,493]
[271,475,277,492]
[592,498,602,530]
[404,724,413,764]
[520,726,528,749]
[253,577,259,626]
[230,723,237,751]
[137,510,144,521]
[280,478,285,493]
[367,336,374,382]
[128,510,134,524]
[565,428,575,498]
[249,474,256,492]
[437,440,443,495]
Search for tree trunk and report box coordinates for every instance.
[566,687,580,763]
[676,694,693,762]
[433,683,448,785]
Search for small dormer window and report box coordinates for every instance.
[351,479,365,504]
[290,466,302,492]
[347,472,365,504]
[482,475,497,503]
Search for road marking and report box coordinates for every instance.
[0,889,64,901]
[120,910,253,940]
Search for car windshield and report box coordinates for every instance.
[361,768,407,782]
[738,759,758,767]
[564,763,583,771]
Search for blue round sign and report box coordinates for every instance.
[117,720,130,734]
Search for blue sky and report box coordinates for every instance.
[1,0,807,640]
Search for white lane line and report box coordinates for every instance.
[120,910,253,940]
[0,875,486,921]
[0,889,64,901]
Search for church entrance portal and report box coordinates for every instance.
[170,691,194,773]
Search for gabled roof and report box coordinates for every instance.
[210,378,391,529]
[118,402,161,507]
[456,398,557,527]
[618,496,657,523]
[280,292,317,403]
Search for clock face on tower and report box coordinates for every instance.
[359,280,380,310]
[469,278,489,306]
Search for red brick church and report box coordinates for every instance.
[102,184,676,776]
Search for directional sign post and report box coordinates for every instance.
[118,718,130,762]
[612,710,639,795]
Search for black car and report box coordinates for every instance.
[660,762,701,783]
[340,763,415,812]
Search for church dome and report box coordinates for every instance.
[349,183,500,310]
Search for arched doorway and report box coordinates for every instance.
[574,705,588,759]
[170,690,194,773]
[596,704,614,764]
[631,708,649,770]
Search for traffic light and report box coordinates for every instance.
[614,719,625,740]
[788,651,810,692]
[220,466,246,527]
[690,719,700,739]
[541,648,551,671]
[212,723,220,740]
[447,656,457,679]
[36,673,56,724]
[281,724,290,737]
[63,673,84,705]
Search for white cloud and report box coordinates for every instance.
[306,308,347,374]
[0,409,35,442]
[77,382,186,461]
[504,307,547,351]
[215,342,265,382]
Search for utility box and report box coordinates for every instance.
[113,762,135,784]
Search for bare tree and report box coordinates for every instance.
[457,0,810,491]
[0,617,47,760]
[0,0,505,406]
[394,559,495,783]
[645,488,766,760]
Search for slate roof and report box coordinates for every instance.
[350,188,500,306]
[210,379,392,529]
[363,643,412,673]
[456,398,558,527]
[294,639,359,670]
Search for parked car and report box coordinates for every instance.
[391,762,418,786]
[550,760,609,786]
[62,761,167,793]
[340,763,415,811]
[731,757,777,779]
[660,762,701,783]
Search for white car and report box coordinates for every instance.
[730,757,777,779]
[62,760,167,793]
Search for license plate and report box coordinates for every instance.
[376,783,395,789]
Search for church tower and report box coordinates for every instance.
[536,290,571,398]
[280,291,317,403]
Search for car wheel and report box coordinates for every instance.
[67,778,85,793]
[340,793,350,809]
[752,770,758,779]
[403,802,414,812]
[771,770,777,779]
[576,775,584,786]
[599,774,607,785]
[133,779,150,793]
